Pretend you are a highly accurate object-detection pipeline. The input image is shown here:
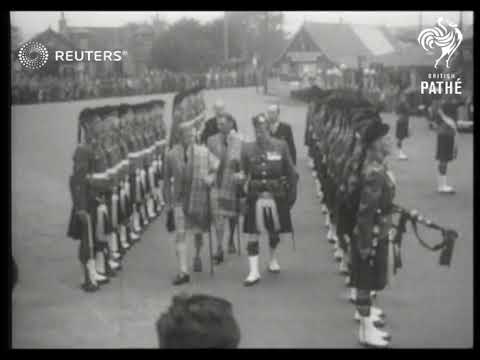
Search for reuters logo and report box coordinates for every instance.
[18,41,49,70]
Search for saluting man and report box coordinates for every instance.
[239,114,298,286]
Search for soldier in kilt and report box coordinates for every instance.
[350,119,394,348]
[431,96,457,193]
[151,100,168,214]
[100,107,124,267]
[67,108,108,291]
[117,104,140,246]
[239,114,298,286]
[395,91,411,160]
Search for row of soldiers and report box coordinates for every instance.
[67,99,168,292]
[305,86,456,348]
[305,87,397,348]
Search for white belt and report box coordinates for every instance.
[106,168,117,176]
[129,152,142,158]
[91,172,109,180]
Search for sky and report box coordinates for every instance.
[11,11,474,42]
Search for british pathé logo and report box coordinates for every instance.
[18,41,49,70]
[420,73,462,95]
[417,17,463,69]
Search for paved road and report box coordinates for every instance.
[12,87,473,348]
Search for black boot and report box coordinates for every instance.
[193,256,202,272]
[172,273,190,286]
[228,238,236,254]
[213,249,224,265]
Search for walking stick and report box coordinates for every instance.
[237,214,241,256]
[292,229,296,251]
[206,153,214,276]
[233,159,242,256]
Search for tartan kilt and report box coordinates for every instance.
[243,195,293,234]
[436,133,455,162]
[350,236,389,291]
[395,119,409,140]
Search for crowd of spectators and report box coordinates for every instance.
[12,66,259,105]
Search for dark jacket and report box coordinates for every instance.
[200,115,238,144]
[270,122,297,165]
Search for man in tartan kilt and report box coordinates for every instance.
[206,113,244,264]
[163,111,220,285]
[238,114,298,286]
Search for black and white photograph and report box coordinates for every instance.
[10,10,473,348]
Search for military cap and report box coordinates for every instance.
[362,121,390,146]
[156,293,240,348]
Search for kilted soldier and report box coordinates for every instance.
[109,105,133,254]
[121,105,143,239]
[431,96,457,193]
[239,114,298,286]
[132,104,150,227]
[142,102,159,220]
[395,91,411,160]
[151,100,168,213]
[117,104,139,246]
[206,114,244,264]
[101,107,125,264]
[163,120,220,285]
[67,108,108,291]
[351,120,394,348]
[89,110,121,279]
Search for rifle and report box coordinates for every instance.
[391,204,457,274]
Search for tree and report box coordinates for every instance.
[151,18,220,73]
[11,24,23,51]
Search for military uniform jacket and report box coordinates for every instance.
[90,143,112,197]
[241,137,298,204]
[353,159,396,257]
[67,144,95,240]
